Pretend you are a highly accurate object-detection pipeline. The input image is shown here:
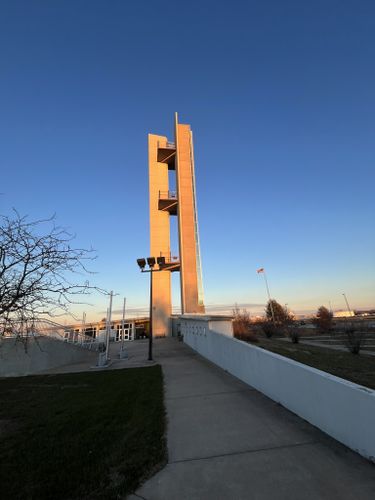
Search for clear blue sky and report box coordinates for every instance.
[1,0,374,320]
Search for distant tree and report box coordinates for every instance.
[265,299,292,326]
[313,306,333,332]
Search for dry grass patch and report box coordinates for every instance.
[0,366,166,499]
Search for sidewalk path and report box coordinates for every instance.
[130,338,375,500]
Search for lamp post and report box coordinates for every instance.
[137,256,166,361]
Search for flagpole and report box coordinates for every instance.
[258,268,276,326]
[263,271,271,301]
[342,293,353,317]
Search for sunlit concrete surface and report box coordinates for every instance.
[174,119,205,315]
[21,339,155,375]
[129,338,375,500]
[148,116,205,337]
[0,336,99,377]
[149,133,173,337]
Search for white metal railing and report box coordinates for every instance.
[157,140,176,149]
[1,318,102,352]
[159,190,177,199]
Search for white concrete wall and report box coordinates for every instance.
[0,337,98,377]
[180,315,233,338]
[184,327,375,462]
[208,320,232,337]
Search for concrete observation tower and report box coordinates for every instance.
[148,114,205,336]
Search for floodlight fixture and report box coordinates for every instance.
[147,257,156,268]
[137,258,146,270]
[157,256,166,267]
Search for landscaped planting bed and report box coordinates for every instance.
[254,338,375,390]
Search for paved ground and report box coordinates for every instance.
[129,338,375,500]
[36,339,155,375]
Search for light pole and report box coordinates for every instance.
[137,256,166,361]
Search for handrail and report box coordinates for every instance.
[1,318,102,352]
[159,190,177,199]
[158,141,175,149]
[158,251,180,263]
[44,329,101,351]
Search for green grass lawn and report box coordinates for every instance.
[0,366,166,500]
[254,338,375,390]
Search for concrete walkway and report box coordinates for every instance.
[130,338,375,500]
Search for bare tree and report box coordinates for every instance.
[343,323,367,355]
[0,211,104,337]
[232,304,257,342]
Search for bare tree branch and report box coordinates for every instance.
[0,211,107,336]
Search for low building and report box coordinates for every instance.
[333,310,355,318]
[63,317,149,344]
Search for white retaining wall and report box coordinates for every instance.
[0,337,98,377]
[179,314,233,337]
[183,325,375,462]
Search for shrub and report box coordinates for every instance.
[235,330,258,343]
[344,324,366,354]
[232,306,258,342]
[261,321,276,338]
[285,325,300,344]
